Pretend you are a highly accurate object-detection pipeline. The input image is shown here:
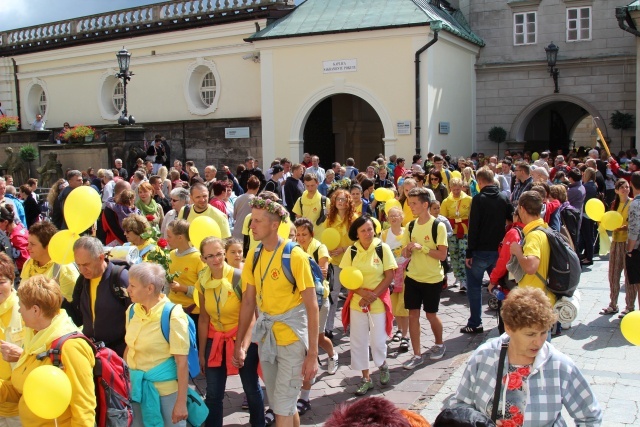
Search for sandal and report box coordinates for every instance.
[599,306,618,315]
[399,337,410,352]
[296,399,311,415]
[619,309,633,319]
[391,330,402,342]
[265,409,275,426]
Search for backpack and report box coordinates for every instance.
[296,195,327,225]
[349,242,384,264]
[531,226,581,298]
[128,302,200,379]
[252,241,326,306]
[408,218,451,274]
[559,204,580,250]
[37,332,133,427]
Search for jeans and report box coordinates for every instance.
[204,340,265,427]
[465,251,498,328]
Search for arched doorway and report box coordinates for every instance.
[303,94,385,170]
[511,95,605,155]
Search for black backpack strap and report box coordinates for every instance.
[349,245,357,261]
[316,196,327,225]
[232,268,243,301]
[408,219,416,240]
[375,242,384,263]
[491,342,509,421]
[431,218,440,245]
[108,265,128,305]
[313,248,320,263]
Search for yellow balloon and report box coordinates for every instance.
[384,199,401,214]
[189,216,221,250]
[532,152,540,161]
[48,230,79,264]
[373,187,394,202]
[278,218,292,240]
[601,211,623,231]
[585,199,605,222]
[621,310,640,345]
[339,266,363,290]
[64,186,102,233]
[451,170,462,179]
[23,365,72,419]
[372,217,382,234]
[321,228,341,250]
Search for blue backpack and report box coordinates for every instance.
[252,241,326,306]
[128,302,200,378]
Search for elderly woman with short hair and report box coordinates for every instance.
[122,214,157,261]
[162,187,190,240]
[125,262,190,427]
[450,287,602,426]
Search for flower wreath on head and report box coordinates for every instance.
[249,197,289,223]
[327,177,352,198]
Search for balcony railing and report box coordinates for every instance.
[0,0,292,51]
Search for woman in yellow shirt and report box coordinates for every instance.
[125,262,190,427]
[324,189,357,337]
[224,238,244,270]
[440,177,472,291]
[0,275,96,426]
[20,221,79,302]
[196,237,264,427]
[122,214,157,261]
[339,216,396,396]
[602,179,632,316]
[166,219,205,329]
[0,252,24,425]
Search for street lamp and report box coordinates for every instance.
[115,47,135,125]
[545,42,560,93]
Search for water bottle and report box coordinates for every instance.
[491,286,506,301]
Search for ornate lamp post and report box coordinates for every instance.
[545,42,560,93]
[116,47,136,125]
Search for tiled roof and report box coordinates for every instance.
[248,0,484,46]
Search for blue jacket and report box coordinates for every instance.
[5,194,26,225]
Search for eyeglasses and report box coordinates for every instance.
[171,199,180,203]
[336,197,347,203]
[202,252,225,261]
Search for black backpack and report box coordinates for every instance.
[349,242,384,263]
[408,218,451,274]
[296,195,327,225]
[531,226,581,298]
[559,204,580,250]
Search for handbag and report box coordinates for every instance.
[186,388,209,427]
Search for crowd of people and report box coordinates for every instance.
[0,142,636,426]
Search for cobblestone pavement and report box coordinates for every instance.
[204,256,639,426]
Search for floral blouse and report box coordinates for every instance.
[496,364,532,427]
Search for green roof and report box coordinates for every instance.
[248,0,484,47]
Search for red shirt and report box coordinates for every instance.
[9,223,30,270]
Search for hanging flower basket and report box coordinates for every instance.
[63,125,96,143]
[0,116,20,133]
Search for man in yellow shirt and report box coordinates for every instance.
[510,191,555,305]
[178,183,231,239]
[292,173,329,232]
[401,187,448,370]
[234,198,318,427]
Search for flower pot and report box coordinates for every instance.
[7,125,17,132]
[70,137,84,144]
[84,135,94,143]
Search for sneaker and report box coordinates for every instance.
[460,325,484,334]
[327,355,339,375]
[379,364,390,386]
[403,355,424,370]
[459,281,467,293]
[355,378,374,396]
[428,344,446,360]
[241,396,249,410]
[399,337,410,353]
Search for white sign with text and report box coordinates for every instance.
[323,59,357,74]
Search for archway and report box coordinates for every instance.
[289,82,396,170]
[303,94,385,170]
[510,95,606,154]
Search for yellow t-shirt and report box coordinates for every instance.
[197,263,244,332]
[292,191,330,235]
[135,239,157,262]
[339,238,397,314]
[125,297,190,396]
[519,219,556,305]
[179,205,231,239]
[242,243,312,346]
[401,200,415,227]
[401,216,448,284]
[613,199,631,243]
[20,259,79,302]
[305,238,331,298]
[90,277,100,322]
[242,214,259,253]
[169,249,206,315]
[440,192,472,221]
[325,214,356,265]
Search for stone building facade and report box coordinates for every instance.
[464,0,637,156]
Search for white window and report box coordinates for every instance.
[38,91,47,115]
[112,81,124,112]
[200,72,216,107]
[514,12,536,45]
[567,7,591,41]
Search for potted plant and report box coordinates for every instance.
[488,126,507,158]
[0,116,20,132]
[63,124,96,143]
[19,144,39,178]
[610,110,634,148]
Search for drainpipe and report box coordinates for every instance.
[11,59,21,129]
[616,7,640,37]
[415,21,442,156]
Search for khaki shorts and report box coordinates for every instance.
[260,339,306,416]
[391,289,409,317]
[318,298,330,333]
